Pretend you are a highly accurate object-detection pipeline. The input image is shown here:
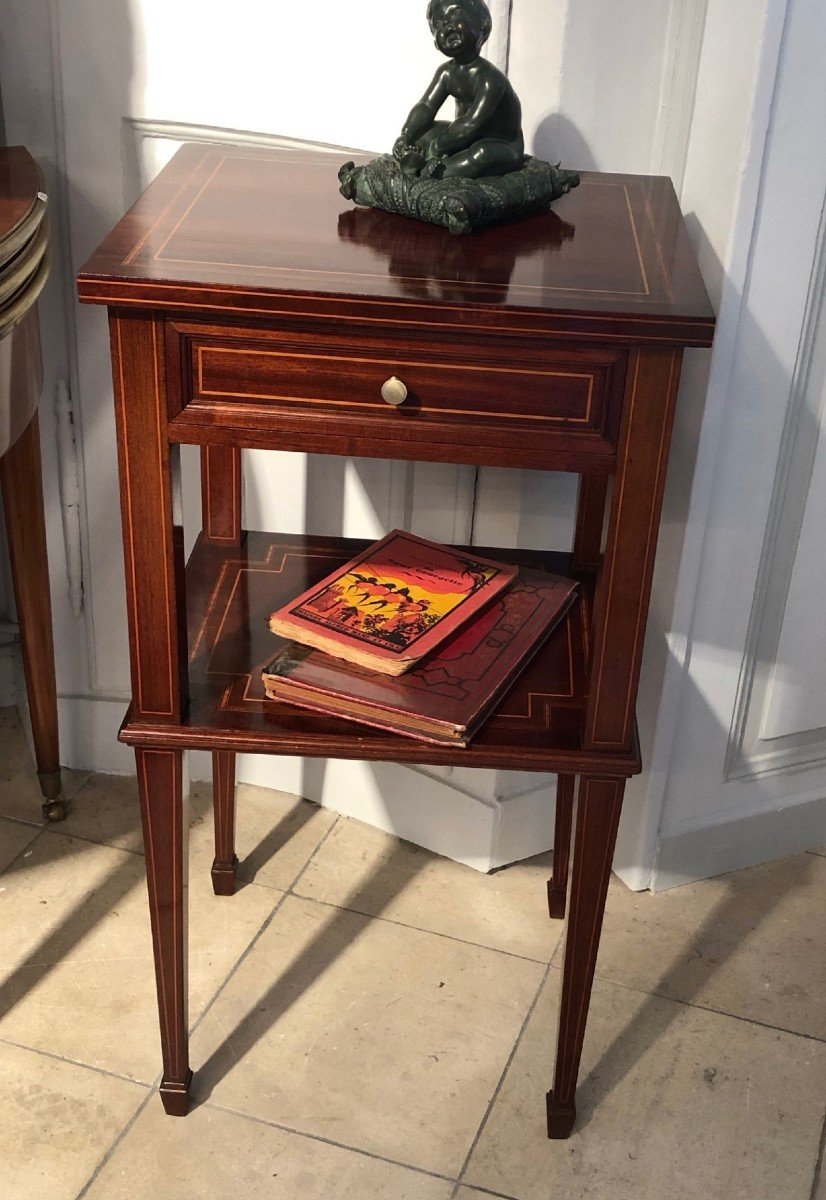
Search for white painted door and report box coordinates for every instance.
[640,0,826,886]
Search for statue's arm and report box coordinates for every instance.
[400,67,450,143]
[437,74,506,154]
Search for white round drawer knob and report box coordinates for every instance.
[381,376,408,406]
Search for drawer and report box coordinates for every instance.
[166,319,627,467]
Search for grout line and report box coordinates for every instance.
[452,1184,521,1200]
[74,1084,159,1200]
[455,962,552,1191]
[578,967,826,1045]
[548,920,566,968]
[189,817,341,1036]
[290,888,551,966]
[0,812,45,832]
[284,813,341,893]
[202,1097,458,1186]
[0,1035,153,1088]
[188,890,289,1036]
[807,848,826,859]
[810,1105,826,1200]
[38,823,145,858]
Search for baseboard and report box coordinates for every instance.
[52,693,559,872]
[491,783,556,868]
[651,792,826,890]
[56,694,134,775]
[233,754,559,872]
[51,692,826,884]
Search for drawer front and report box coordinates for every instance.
[167,320,626,464]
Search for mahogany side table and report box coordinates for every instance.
[77,145,714,1136]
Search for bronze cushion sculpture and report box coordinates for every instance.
[339,0,579,234]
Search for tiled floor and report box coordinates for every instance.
[0,709,824,1199]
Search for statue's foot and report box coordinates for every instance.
[424,158,446,180]
[443,196,471,236]
[338,161,357,200]
[400,149,426,178]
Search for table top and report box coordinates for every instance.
[78,144,715,346]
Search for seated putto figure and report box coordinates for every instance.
[394,0,525,180]
[338,0,579,233]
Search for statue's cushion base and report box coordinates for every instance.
[339,155,580,235]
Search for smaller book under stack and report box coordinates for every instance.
[263,530,577,747]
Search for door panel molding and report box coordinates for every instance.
[726,188,826,781]
[651,0,710,193]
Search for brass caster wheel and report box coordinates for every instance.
[42,798,67,822]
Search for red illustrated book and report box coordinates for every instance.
[262,568,578,745]
[268,530,518,676]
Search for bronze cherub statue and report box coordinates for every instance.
[394,0,525,181]
[339,0,579,235]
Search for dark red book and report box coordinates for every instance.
[262,568,578,746]
[268,529,518,676]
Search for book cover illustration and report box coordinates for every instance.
[268,530,518,675]
[263,568,578,744]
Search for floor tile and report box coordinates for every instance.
[0,707,49,824]
[816,1158,826,1200]
[64,773,335,890]
[191,894,544,1177]
[0,817,40,873]
[465,970,826,1200]
[596,852,826,1038]
[57,773,144,854]
[0,1040,146,1200]
[0,707,87,824]
[295,815,560,962]
[0,831,277,1081]
[83,1100,455,1200]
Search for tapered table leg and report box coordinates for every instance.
[200,445,242,546]
[547,775,624,1139]
[0,411,64,820]
[136,747,191,1115]
[547,774,575,919]
[110,313,190,1113]
[211,750,238,895]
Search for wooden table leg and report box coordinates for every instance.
[547,774,575,919]
[211,750,238,895]
[110,313,190,1112]
[0,411,64,820]
[572,474,608,573]
[199,447,242,894]
[200,445,242,547]
[547,774,624,1139]
[136,746,191,1115]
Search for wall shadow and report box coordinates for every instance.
[534,112,599,174]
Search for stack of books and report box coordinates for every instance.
[262,530,577,747]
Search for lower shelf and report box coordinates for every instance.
[119,531,640,776]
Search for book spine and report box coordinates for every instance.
[263,681,467,748]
